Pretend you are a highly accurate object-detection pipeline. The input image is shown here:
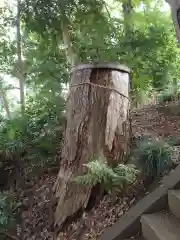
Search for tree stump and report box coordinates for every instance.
[166,0,180,41]
[54,63,131,228]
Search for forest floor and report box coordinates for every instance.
[19,102,180,240]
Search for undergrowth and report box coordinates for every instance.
[0,104,66,188]
[157,87,180,104]
[0,96,66,237]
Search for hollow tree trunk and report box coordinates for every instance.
[53,63,131,228]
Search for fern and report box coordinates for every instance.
[157,91,174,104]
[135,139,173,178]
[0,191,17,230]
[74,160,118,186]
[74,159,139,192]
[114,164,138,182]
[157,86,180,104]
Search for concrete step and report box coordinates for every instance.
[168,190,180,219]
[141,211,180,240]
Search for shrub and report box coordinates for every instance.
[0,191,17,231]
[74,158,139,192]
[0,110,65,182]
[157,91,174,104]
[135,139,173,178]
[157,86,180,104]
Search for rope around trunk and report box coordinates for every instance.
[70,82,130,101]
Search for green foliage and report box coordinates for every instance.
[74,159,139,192]
[0,92,66,178]
[135,139,173,178]
[1,0,180,117]
[167,135,180,146]
[0,5,67,183]
[20,0,180,90]
[157,91,175,104]
[0,9,16,74]
[0,191,17,231]
[157,85,180,104]
[124,8,179,92]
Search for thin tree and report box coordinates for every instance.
[16,0,25,115]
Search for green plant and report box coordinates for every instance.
[0,101,65,173]
[157,85,180,104]
[135,139,173,178]
[167,135,180,146]
[157,91,174,104]
[74,158,139,192]
[0,191,17,231]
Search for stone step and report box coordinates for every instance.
[168,190,180,219]
[141,211,180,240]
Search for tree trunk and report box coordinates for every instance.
[0,77,11,119]
[17,0,25,115]
[0,89,11,119]
[166,0,180,41]
[61,16,77,66]
[122,0,133,38]
[53,63,131,228]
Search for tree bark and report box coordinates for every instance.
[53,63,131,228]
[122,0,133,38]
[166,0,180,41]
[17,0,25,115]
[0,89,11,119]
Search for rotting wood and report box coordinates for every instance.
[166,0,180,41]
[54,64,131,229]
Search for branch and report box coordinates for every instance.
[4,87,20,91]
[102,0,111,20]
[101,0,117,35]
[61,15,77,66]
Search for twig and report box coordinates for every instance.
[70,82,130,101]
[0,231,19,240]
